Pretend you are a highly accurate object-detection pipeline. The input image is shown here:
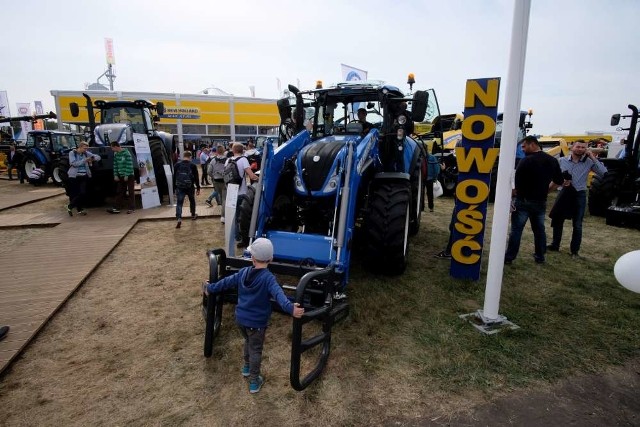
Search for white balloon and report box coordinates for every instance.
[614,250,640,293]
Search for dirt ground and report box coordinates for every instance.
[0,178,639,426]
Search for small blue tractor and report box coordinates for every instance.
[203,78,436,390]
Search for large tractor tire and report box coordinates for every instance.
[589,170,619,216]
[52,157,70,187]
[22,152,48,186]
[409,156,423,236]
[150,138,171,199]
[364,180,411,275]
[440,162,458,196]
[237,184,257,244]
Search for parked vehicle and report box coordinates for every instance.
[589,104,640,227]
[22,130,80,186]
[202,77,434,390]
[70,94,173,203]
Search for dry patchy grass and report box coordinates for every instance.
[0,192,639,426]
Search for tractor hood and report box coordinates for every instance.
[94,124,133,146]
[294,134,361,196]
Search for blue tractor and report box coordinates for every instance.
[203,79,436,390]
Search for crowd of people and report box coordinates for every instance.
[435,136,608,263]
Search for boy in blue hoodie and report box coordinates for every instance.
[202,238,304,393]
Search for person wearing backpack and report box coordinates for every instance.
[205,145,228,222]
[225,143,258,246]
[173,150,200,229]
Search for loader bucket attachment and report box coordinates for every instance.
[290,268,349,391]
[203,249,227,357]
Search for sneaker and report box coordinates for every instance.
[127,210,135,214]
[429,208,434,212]
[434,251,451,259]
[547,245,559,252]
[504,258,513,265]
[107,208,121,214]
[77,210,87,216]
[205,200,213,207]
[176,220,182,229]
[249,376,265,394]
[241,364,250,378]
[66,205,73,217]
[191,214,198,220]
[533,254,545,264]
[220,216,225,224]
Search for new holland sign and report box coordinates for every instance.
[161,107,200,119]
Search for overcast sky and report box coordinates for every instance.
[2,0,638,136]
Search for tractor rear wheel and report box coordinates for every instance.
[364,180,411,275]
[149,138,171,198]
[589,170,619,216]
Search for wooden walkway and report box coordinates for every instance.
[0,186,65,211]
[0,199,222,374]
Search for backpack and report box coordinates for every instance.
[223,156,246,185]
[208,155,227,181]
[175,162,194,190]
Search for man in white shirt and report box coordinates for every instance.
[228,143,258,247]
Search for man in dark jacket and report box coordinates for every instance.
[202,238,304,393]
[173,151,200,228]
[505,136,564,264]
[6,144,24,183]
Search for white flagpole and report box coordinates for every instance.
[482,0,532,322]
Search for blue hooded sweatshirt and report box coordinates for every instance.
[206,267,294,328]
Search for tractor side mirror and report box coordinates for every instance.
[277,98,292,122]
[156,102,165,116]
[70,103,79,118]
[411,90,429,122]
[611,114,620,126]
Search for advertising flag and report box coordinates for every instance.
[16,102,32,139]
[34,100,44,130]
[341,64,368,82]
[105,38,115,65]
[0,91,10,118]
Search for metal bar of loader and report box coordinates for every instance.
[335,141,354,262]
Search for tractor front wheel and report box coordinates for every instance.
[364,180,411,275]
[589,170,619,216]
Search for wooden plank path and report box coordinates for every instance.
[0,187,65,211]
[0,201,221,374]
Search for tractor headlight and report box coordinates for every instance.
[397,115,407,125]
[321,174,339,193]
[118,131,128,146]
[294,175,305,193]
[397,128,405,141]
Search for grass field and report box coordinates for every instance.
[0,191,639,425]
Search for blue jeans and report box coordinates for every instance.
[175,187,196,220]
[505,198,547,262]
[551,190,586,254]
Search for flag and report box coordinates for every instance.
[34,100,43,115]
[16,102,32,139]
[276,78,281,94]
[105,38,115,65]
[249,86,255,97]
[0,91,10,118]
[341,64,368,82]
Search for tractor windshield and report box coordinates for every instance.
[102,107,147,134]
[52,134,77,151]
[26,133,49,149]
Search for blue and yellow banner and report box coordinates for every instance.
[450,78,501,280]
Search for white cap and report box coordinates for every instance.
[248,238,274,262]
